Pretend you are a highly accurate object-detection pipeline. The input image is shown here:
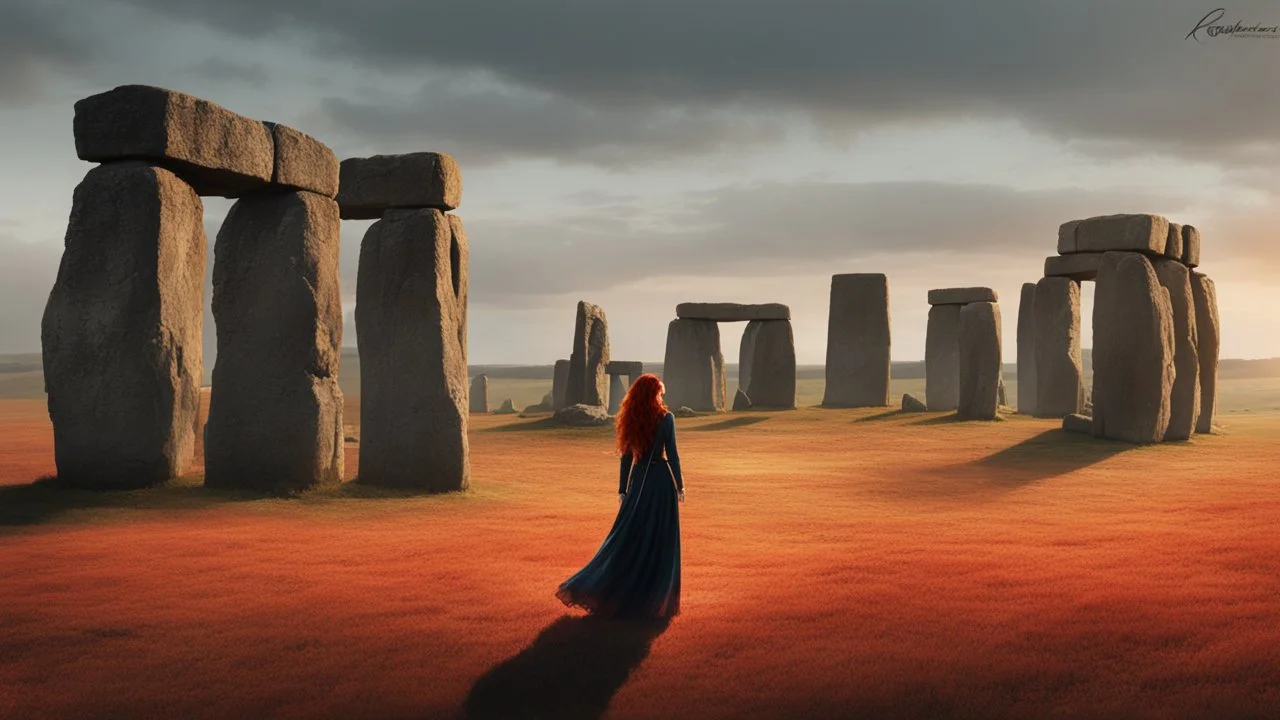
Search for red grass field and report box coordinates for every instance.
[2,397,1279,720]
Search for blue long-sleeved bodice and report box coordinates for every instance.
[618,412,683,494]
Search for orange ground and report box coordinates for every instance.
[1,398,1279,719]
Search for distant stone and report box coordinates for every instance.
[554,403,613,427]
[902,393,927,412]
[264,121,339,198]
[1016,283,1038,415]
[73,85,274,198]
[494,398,518,414]
[1091,252,1175,444]
[823,273,891,408]
[605,360,643,377]
[1044,253,1104,282]
[469,374,489,413]
[733,388,752,411]
[676,302,790,321]
[565,301,610,407]
[1033,276,1084,418]
[1152,259,1200,441]
[1057,219,1082,254]
[925,304,962,411]
[336,152,462,220]
[1191,272,1219,434]
[957,301,1002,420]
[552,360,570,410]
[1181,225,1201,268]
[1164,222,1184,260]
[663,318,726,412]
[674,406,700,418]
[1070,214,1169,255]
[738,319,796,409]
[998,376,1007,407]
[928,287,998,306]
[541,392,554,407]
[1062,413,1093,435]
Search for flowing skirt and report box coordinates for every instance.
[555,459,681,619]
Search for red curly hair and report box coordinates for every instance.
[615,373,669,457]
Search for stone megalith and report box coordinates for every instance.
[1033,276,1084,418]
[662,318,725,412]
[1182,225,1201,268]
[902,393,926,412]
[925,304,962,411]
[608,374,626,414]
[1152,259,1200,441]
[353,208,469,491]
[41,163,206,488]
[1016,282,1038,415]
[958,302,1002,420]
[1191,272,1219,433]
[565,301,610,407]
[336,152,461,220]
[552,359,570,410]
[823,273,891,408]
[495,398,517,414]
[204,190,344,492]
[1091,252,1175,444]
[470,374,489,414]
[739,319,796,409]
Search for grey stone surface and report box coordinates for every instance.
[1164,222,1184,260]
[608,374,626,414]
[353,208,468,491]
[205,190,344,491]
[902,393,927,412]
[958,301,1002,420]
[1044,253,1104,281]
[565,301,610,407]
[1070,214,1169,255]
[264,121,339,198]
[675,302,790,321]
[1091,252,1175,444]
[1181,225,1201,268]
[1062,413,1093,435]
[605,360,644,377]
[1191,272,1219,434]
[41,163,206,488]
[73,85,274,198]
[927,287,998,306]
[554,403,613,426]
[823,273,890,407]
[495,398,518,414]
[733,388,753,411]
[1016,282,1038,415]
[552,359,570,410]
[662,318,726,412]
[1152,259,1201,441]
[1033,276,1084,418]
[469,374,489,413]
[1057,219,1082,254]
[925,304,961,411]
[739,319,796,409]
[336,152,462,220]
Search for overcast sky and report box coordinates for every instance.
[1,0,1278,365]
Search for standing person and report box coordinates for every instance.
[555,374,684,619]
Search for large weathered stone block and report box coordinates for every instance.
[927,287,997,306]
[958,302,1002,420]
[1092,252,1175,444]
[205,190,344,491]
[353,208,468,490]
[605,360,643,377]
[336,152,462,220]
[1016,282,1038,415]
[552,359,570,410]
[1152,259,1200,441]
[1070,214,1169,255]
[925,304,961,411]
[565,301,610,407]
[1181,225,1201,268]
[1191,272,1219,433]
[41,163,206,488]
[1044,253,1103,282]
[73,85,274,198]
[1033,276,1084,418]
[1164,222,1184,260]
[823,273,890,408]
[264,121,339,198]
[739,319,796,409]
[676,302,790,321]
[662,319,725,412]
[1057,220,1082,254]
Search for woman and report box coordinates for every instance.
[555,373,685,619]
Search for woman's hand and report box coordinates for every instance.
[618,493,625,504]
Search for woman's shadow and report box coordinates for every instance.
[461,614,670,720]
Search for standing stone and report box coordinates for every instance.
[1092,252,1175,444]
[739,319,796,409]
[958,302,1002,420]
[1033,277,1084,418]
[1016,283,1038,415]
[353,208,468,491]
[41,163,206,488]
[565,301,610,407]
[1191,273,1219,433]
[205,190,344,491]
[1153,259,1200,441]
[608,374,626,414]
[1164,222,1184,260]
[823,273,891,407]
[552,359,570,410]
[662,319,725,412]
[469,374,489,414]
[495,398,517,414]
[925,305,961,411]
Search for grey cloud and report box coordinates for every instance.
[0,2,95,105]
[0,234,61,353]
[186,58,270,88]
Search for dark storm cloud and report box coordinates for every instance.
[186,58,270,88]
[100,0,1280,165]
[0,2,94,104]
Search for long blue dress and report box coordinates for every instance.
[555,412,683,619]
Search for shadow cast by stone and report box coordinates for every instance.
[852,409,903,423]
[460,614,670,720]
[0,474,276,526]
[686,416,770,431]
[973,428,1131,483]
